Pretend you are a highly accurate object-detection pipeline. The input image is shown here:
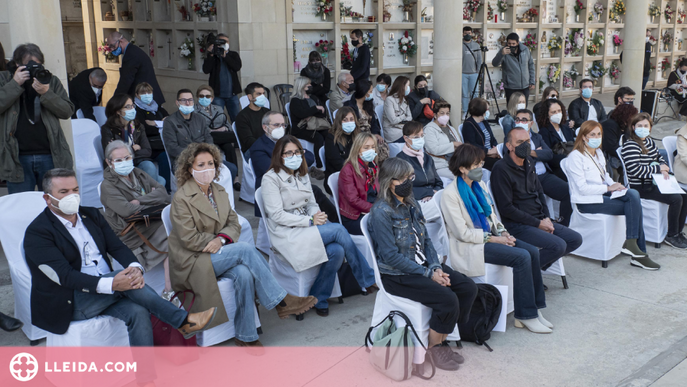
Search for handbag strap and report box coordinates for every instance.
[132,223,168,254]
[151,290,196,329]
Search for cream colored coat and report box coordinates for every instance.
[168,180,242,329]
[440,179,505,277]
[673,124,687,184]
[261,168,327,272]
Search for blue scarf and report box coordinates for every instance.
[134,97,159,114]
[457,178,492,233]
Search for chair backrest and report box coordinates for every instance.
[274,84,293,112]
[215,164,236,209]
[327,172,343,221]
[326,100,333,122]
[285,102,293,128]
[616,148,630,187]
[360,214,385,291]
[232,122,243,152]
[458,124,463,141]
[496,143,504,158]
[281,93,293,121]
[72,118,105,207]
[93,135,104,165]
[388,143,404,158]
[97,181,102,201]
[319,147,326,171]
[560,158,571,181]
[433,189,446,225]
[663,135,678,172]
[332,109,338,122]
[158,127,177,193]
[254,187,274,246]
[374,104,385,135]
[76,107,107,127]
[76,109,84,119]
[498,116,505,131]
[162,204,172,235]
[0,192,48,274]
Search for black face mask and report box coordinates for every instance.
[304,86,312,95]
[514,141,530,159]
[351,39,360,47]
[310,62,322,69]
[463,34,472,42]
[509,45,519,55]
[347,82,356,92]
[394,179,413,198]
[417,87,427,96]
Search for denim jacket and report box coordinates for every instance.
[368,197,441,277]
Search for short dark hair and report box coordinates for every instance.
[402,121,423,137]
[351,29,363,38]
[463,26,473,33]
[680,59,687,68]
[104,93,134,128]
[468,98,488,117]
[269,135,308,176]
[353,79,373,100]
[433,100,451,114]
[217,33,230,41]
[505,127,527,144]
[614,86,635,105]
[515,109,533,121]
[308,51,322,63]
[579,78,594,89]
[13,43,44,65]
[245,82,265,96]
[414,75,427,87]
[448,144,485,177]
[177,89,193,99]
[376,73,391,85]
[43,168,76,194]
[506,33,520,42]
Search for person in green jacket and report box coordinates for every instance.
[0,43,74,193]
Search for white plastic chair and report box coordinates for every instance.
[360,214,460,365]
[285,102,315,154]
[231,123,256,204]
[498,116,505,132]
[214,164,256,247]
[254,187,342,320]
[161,205,261,346]
[496,143,504,157]
[616,148,669,247]
[326,100,333,122]
[72,119,104,208]
[239,95,270,110]
[662,135,687,192]
[332,109,338,122]
[319,147,326,172]
[388,143,404,157]
[561,158,626,267]
[158,127,177,194]
[374,104,385,140]
[327,172,375,269]
[76,106,107,127]
[458,124,463,141]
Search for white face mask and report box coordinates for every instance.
[516,103,526,110]
[270,127,285,140]
[49,193,81,215]
[224,43,230,51]
[91,86,102,96]
[550,113,563,124]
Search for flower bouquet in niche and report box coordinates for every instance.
[564,64,580,88]
[661,57,671,75]
[587,31,604,56]
[341,35,352,69]
[398,31,417,64]
[495,79,505,98]
[573,0,585,22]
[563,73,573,89]
[179,37,195,70]
[547,34,563,57]
[315,39,333,65]
[524,32,537,51]
[662,31,673,52]
[363,32,375,66]
[588,61,607,84]
[612,34,623,54]
[400,0,417,22]
[593,2,604,22]
[547,64,561,84]
[679,8,687,24]
[497,0,508,22]
[609,61,621,84]
[315,0,333,21]
[566,29,584,56]
[193,0,216,21]
[463,0,482,22]
[610,0,625,23]
[524,7,538,22]
[98,41,117,63]
[666,4,675,23]
[649,4,661,23]
[487,2,494,22]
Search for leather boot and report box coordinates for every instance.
[178,307,217,339]
[276,294,317,319]
[235,338,265,356]
[0,312,23,332]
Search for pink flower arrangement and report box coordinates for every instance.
[613,34,623,47]
[315,40,333,54]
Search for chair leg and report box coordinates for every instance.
[655,242,661,248]
[30,339,43,346]
[561,275,569,289]
[455,340,463,349]
[602,261,608,268]
[257,327,263,335]
[338,297,344,304]
[296,314,305,321]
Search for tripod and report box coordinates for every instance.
[464,47,501,122]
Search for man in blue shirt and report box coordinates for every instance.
[202,33,243,122]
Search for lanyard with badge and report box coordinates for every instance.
[584,150,608,184]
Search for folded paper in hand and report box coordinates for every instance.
[652,174,687,194]
[610,189,627,199]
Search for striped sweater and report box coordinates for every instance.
[620,137,667,187]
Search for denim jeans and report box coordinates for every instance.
[634,186,687,237]
[462,73,478,113]
[484,240,545,320]
[137,160,166,186]
[156,152,172,193]
[311,222,376,309]
[211,242,287,342]
[578,189,647,251]
[7,154,54,194]
[212,95,241,123]
[222,160,239,183]
[503,222,583,269]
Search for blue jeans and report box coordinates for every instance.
[211,242,287,342]
[7,154,54,194]
[484,240,545,320]
[577,189,647,252]
[462,73,479,113]
[137,160,166,186]
[156,152,172,193]
[222,160,239,183]
[311,222,376,309]
[212,95,241,123]
[503,222,583,269]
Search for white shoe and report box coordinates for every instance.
[538,311,553,329]
[514,318,552,334]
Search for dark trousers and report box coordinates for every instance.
[211,130,238,166]
[642,75,649,90]
[313,185,339,223]
[539,171,573,226]
[578,189,647,251]
[634,185,687,236]
[341,214,363,235]
[382,264,478,334]
[483,154,500,171]
[484,240,545,320]
[505,88,530,105]
[503,222,583,269]
[295,129,327,169]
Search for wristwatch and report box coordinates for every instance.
[219,236,227,245]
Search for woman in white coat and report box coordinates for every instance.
[423,100,462,179]
[382,76,413,142]
[440,143,550,334]
[261,135,376,316]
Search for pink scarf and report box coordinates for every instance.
[402,144,424,167]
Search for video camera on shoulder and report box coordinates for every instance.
[206,33,225,57]
[7,60,52,84]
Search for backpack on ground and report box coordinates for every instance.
[364,310,436,381]
[458,283,502,351]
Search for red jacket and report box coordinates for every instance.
[338,161,378,220]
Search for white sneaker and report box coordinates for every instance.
[538,311,553,329]
[514,318,552,334]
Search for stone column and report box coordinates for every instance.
[433,0,463,123]
[622,0,648,107]
[0,0,74,154]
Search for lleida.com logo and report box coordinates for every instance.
[9,352,38,382]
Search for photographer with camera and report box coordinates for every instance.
[0,43,74,194]
[462,26,482,116]
[492,33,535,104]
[202,33,243,123]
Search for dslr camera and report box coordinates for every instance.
[8,60,52,84]
[206,33,225,56]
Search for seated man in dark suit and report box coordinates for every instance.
[249,111,337,221]
[69,67,106,120]
[24,168,216,352]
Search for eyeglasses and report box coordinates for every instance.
[395,175,416,183]
[198,94,212,98]
[269,123,286,129]
[112,155,133,163]
[514,118,530,123]
[177,98,194,104]
[282,149,304,158]
[123,104,134,110]
[406,134,425,140]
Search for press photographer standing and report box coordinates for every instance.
[202,33,243,122]
[492,33,535,104]
[0,44,74,194]
[462,27,482,116]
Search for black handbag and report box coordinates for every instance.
[121,203,168,254]
[337,262,365,297]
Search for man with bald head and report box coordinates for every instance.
[107,31,164,105]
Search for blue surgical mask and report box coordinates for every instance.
[484,110,491,120]
[410,137,425,151]
[283,155,303,170]
[515,122,529,131]
[113,159,135,176]
[581,88,593,99]
[111,46,122,56]
[122,108,136,122]
[254,94,268,107]
[587,138,602,149]
[405,85,411,96]
[360,149,377,162]
[376,84,386,93]
[198,97,212,107]
[140,94,153,105]
[635,127,651,139]
[179,105,195,115]
[342,122,356,133]
[365,95,374,101]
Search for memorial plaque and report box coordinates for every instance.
[294,31,332,70]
